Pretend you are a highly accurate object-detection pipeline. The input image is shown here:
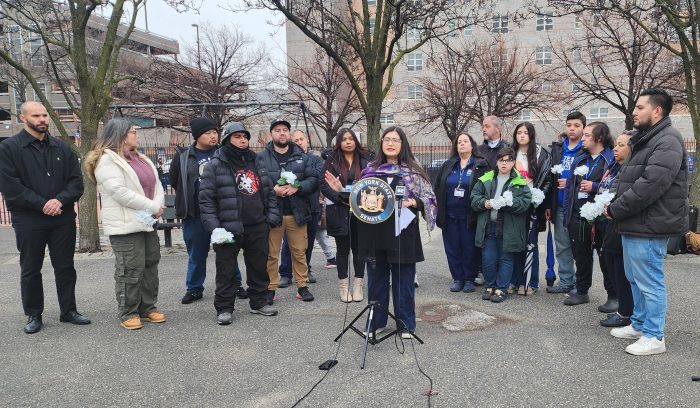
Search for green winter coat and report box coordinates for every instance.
[470,169,532,252]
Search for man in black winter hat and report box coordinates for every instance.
[170,117,247,304]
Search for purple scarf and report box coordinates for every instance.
[361,163,437,231]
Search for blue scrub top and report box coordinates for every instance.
[445,157,474,218]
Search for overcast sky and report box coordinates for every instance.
[137,1,287,61]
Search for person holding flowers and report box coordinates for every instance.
[257,118,319,304]
[510,122,552,294]
[563,122,615,307]
[199,122,281,325]
[471,147,532,303]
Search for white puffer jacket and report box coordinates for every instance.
[95,149,165,237]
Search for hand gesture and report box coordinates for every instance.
[324,170,344,193]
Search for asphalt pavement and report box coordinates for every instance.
[1,225,699,407]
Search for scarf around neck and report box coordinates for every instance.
[361,163,437,232]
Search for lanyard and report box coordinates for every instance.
[455,159,471,189]
[585,156,602,179]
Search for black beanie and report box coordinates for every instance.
[190,117,218,140]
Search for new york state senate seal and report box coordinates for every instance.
[350,177,396,224]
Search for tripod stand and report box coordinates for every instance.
[334,300,424,369]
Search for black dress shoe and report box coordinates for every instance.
[600,313,631,327]
[598,297,619,313]
[24,315,42,334]
[236,287,249,299]
[60,310,92,325]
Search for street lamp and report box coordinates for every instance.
[191,23,201,68]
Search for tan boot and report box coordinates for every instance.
[339,278,352,302]
[352,277,364,302]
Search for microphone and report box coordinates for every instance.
[395,179,406,199]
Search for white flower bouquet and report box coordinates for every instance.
[573,165,589,177]
[135,210,157,226]
[579,191,615,223]
[490,190,513,210]
[531,187,545,208]
[211,228,235,244]
[277,171,301,188]
[551,164,564,175]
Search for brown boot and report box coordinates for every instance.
[339,278,352,302]
[352,277,364,302]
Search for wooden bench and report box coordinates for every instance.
[156,194,182,247]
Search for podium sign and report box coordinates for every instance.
[350,177,395,224]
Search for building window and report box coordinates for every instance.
[491,15,509,33]
[572,47,582,63]
[464,17,474,36]
[590,107,609,118]
[29,29,43,68]
[574,14,583,29]
[13,87,23,123]
[535,46,552,65]
[592,11,602,27]
[533,79,551,92]
[407,84,423,99]
[514,110,532,121]
[536,13,554,31]
[8,25,22,62]
[407,27,421,41]
[32,82,47,102]
[368,18,375,35]
[407,53,423,71]
[380,113,395,125]
[572,83,582,92]
[418,112,429,122]
[447,20,457,37]
[562,109,571,118]
[0,81,8,94]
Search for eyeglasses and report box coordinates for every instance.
[497,158,514,163]
[382,137,402,145]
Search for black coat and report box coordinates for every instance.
[169,144,218,219]
[433,155,489,229]
[477,139,508,171]
[530,145,553,231]
[320,150,372,237]
[0,130,83,223]
[198,148,280,234]
[307,151,325,214]
[256,142,319,225]
[608,117,689,237]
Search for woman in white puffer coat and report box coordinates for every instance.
[84,118,165,330]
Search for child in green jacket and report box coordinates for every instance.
[471,147,531,303]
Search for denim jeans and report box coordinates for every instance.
[183,216,241,293]
[554,207,575,288]
[621,235,668,340]
[315,228,335,260]
[366,260,416,332]
[482,227,515,292]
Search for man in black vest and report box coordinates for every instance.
[0,101,90,334]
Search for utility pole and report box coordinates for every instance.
[191,23,201,68]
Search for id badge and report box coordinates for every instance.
[578,191,589,199]
[454,188,465,198]
[466,170,473,176]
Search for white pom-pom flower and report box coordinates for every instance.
[489,196,506,210]
[580,201,605,222]
[280,171,297,184]
[573,165,589,177]
[502,190,514,206]
[551,164,564,174]
[594,191,615,206]
[531,188,545,207]
[211,228,235,244]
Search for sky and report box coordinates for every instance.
[136,0,287,62]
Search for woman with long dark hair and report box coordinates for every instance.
[84,119,166,330]
[434,132,489,293]
[510,122,552,294]
[322,128,373,302]
[354,126,436,339]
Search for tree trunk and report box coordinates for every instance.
[77,119,101,252]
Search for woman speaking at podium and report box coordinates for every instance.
[351,126,436,339]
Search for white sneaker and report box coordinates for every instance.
[401,330,415,340]
[362,326,386,339]
[610,325,643,340]
[625,336,666,356]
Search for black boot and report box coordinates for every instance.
[598,296,619,313]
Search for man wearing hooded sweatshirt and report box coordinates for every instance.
[170,117,247,304]
[546,111,585,294]
[199,122,281,325]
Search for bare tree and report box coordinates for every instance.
[240,0,495,148]
[284,45,364,147]
[544,0,700,204]
[0,0,202,251]
[120,24,268,131]
[550,11,684,130]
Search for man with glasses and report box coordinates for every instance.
[257,119,319,304]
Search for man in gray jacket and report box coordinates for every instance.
[606,88,689,356]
